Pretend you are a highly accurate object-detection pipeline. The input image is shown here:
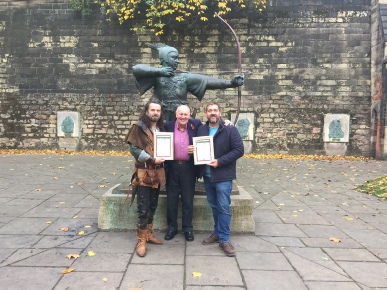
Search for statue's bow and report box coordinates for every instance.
[215,12,242,125]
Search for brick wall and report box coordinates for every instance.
[0,0,372,154]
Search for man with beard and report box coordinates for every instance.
[197,101,244,257]
[125,99,166,257]
[132,44,244,121]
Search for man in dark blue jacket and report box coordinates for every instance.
[164,105,203,241]
[197,101,244,257]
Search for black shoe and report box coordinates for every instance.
[184,231,194,242]
[164,230,177,240]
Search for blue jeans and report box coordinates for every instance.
[203,176,232,243]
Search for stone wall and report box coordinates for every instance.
[0,0,372,155]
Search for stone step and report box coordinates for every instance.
[98,181,255,233]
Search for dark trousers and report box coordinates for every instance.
[136,185,160,230]
[166,161,196,232]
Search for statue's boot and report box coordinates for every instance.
[147,223,163,245]
[136,229,147,257]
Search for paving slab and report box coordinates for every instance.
[0,234,42,248]
[131,243,185,264]
[304,281,362,290]
[232,235,280,252]
[55,272,123,290]
[120,264,184,290]
[242,270,307,290]
[0,217,51,235]
[323,248,381,262]
[0,267,61,289]
[237,252,293,270]
[186,256,244,286]
[297,224,349,238]
[283,250,351,281]
[256,223,308,237]
[337,261,387,288]
[260,236,306,247]
[71,252,131,272]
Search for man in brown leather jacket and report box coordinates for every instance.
[125,99,166,257]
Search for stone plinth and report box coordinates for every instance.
[98,181,255,233]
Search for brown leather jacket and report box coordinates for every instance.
[125,121,166,188]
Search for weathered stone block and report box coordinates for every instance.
[98,182,255,233]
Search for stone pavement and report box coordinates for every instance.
[0,154,387,290]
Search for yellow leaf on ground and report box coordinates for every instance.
[329,237,341,243]
[52,177,58,180]
[73,216,78,219]
[279,203,285,206]
[77,182,84,186]
[84,225,91,228]
[59,228,69,232]
[343,217,353,221]
[103,278,108,282]
[61,268,75,274]
[192,272,202,278]
[99,184,107,188]
[66,254,80,259]
[35,188,42,191]
[87,251,95,256]
[78,231,84,235]
[46,221,52,224]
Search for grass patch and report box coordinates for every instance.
[355,176,387,200]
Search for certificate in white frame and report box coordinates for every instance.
[154,132,174,160]
[193,136,214,165]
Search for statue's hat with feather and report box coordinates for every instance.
[149,43,178,65]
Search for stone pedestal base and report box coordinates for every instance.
[98,182,255,233]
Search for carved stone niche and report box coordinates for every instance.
[231,113,255,154]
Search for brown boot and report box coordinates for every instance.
[147,223,163,245]
[136,229,147,257]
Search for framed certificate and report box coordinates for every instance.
[193,136,214,165]
[154,132,174,160]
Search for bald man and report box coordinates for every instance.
[164,105,203,241]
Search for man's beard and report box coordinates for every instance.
[149,115,159,122]
[209,116,219,124]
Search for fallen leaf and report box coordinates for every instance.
[59,228,69,232]
[84,225,91,228]
[58,166,64,169]
[61,268,75,274]
[77,182,84,186]
[279,203,285,206]
[343,217,353,221]
[329,237,341,243]
[78,231,84,235]
[35,188,42,192]
[87,251,95,256]
[103,278,108,282]
[52,177,58,180]
[73,216,78,219]
[66,254,80,260]
[99,184,107,188]
[192,272,202,278]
